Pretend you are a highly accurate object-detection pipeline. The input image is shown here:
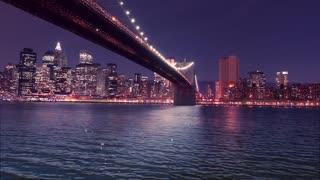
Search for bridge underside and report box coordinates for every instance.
[174,85,196,106]
[2,0,196,105]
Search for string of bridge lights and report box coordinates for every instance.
[119,1,148,41]
[117,1,172,66]
[118,1,148,42]
[117,0,195,73]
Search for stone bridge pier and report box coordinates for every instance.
[174,85,196,106]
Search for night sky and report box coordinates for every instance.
[0,0,319,83]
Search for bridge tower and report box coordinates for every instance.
[174,61,196,105]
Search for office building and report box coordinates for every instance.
[275,71,289,99]
[218,55,240,100]
[34,66,51,91]
[79,50,93,64]
[1,63,19,97]
[247,70,266,99]
[106,63,118,98]
[54,42,68,67]
[17,48,37,96]
[276,71,289,88]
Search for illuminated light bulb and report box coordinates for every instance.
[96,28,99,32]
[120,1,124,5]
[131,18,135,23]
[140,32,144,36]
[125,10,130,15]
[136,26,140,30]
[112,17,116,21]
[144,37,148,41]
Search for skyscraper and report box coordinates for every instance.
[34,66,51,91]
[18,48,37,96]
[247,70,266,99]
[133,73,141,97]
[218,55,240,100]
[42,50,55,67]
[1,63,18,97]
[74,51,100,96]
[140,76,149,98]
[275,71,289,99]
[42,50,57,90]
[54,42,68,67]
[206,84,213,98]
[55,67,72,94]
[117,73,128,98]
[74,64,100,96]
[275,71,289,88]
[106,63,118,98]
[79,50,93,64]
[96,68,107,97]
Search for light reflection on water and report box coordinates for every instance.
[0,103,319,179]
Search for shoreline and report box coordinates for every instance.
[1,99,319,108]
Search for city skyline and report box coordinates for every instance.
[0,1,319,179]
[0,0,319,83]
[1,45,319,103]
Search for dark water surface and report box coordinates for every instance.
[0,103,319,179]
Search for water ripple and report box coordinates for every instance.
[1,103,319,179]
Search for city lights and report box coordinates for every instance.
[0,0,318,107]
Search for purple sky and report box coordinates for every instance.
[0,0,319,83]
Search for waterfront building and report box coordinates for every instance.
[275,71,289,99]
[79,50,93,64]
[54,42,68,67]
[96,68,107,97]
[218,55,240,100]
[0,63,19,97]
[74,51,100,96]
[127,78,134,97]
[206,84,213,99]
[290,84,301,100]
[214,81,220,100]
[310,83,320,101]
[42,50,55,67]
[42,50,57,90]
[276,71,289,88]
[34,66,51,91]
[140,76,149,98]
[246,70,266,100]
[74,63,100,96]
[117,73,128,98]
[55,67,72,94]
[106,63,118,98]
[17,48,37,96]
[132,73,141,97]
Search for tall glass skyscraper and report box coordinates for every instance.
[18,48,37,96]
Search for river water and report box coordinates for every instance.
[0,103,319,179]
